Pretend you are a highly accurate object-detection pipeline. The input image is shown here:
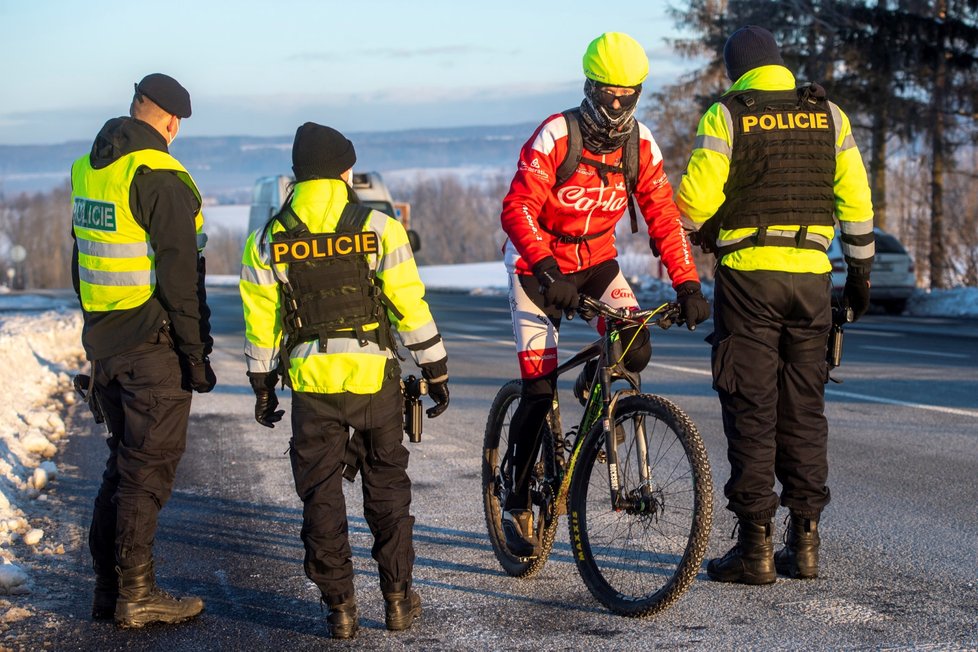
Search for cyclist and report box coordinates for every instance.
[499,32,710,557]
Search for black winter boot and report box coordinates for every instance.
[91,570,117,620]
[324,597,359,640]
[706,519,776,585]
[114,561,204,628]
[775,514,820,579]
[383,583,422,631]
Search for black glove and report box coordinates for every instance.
[187,357,217,393]
[426,380,450,418]
[843,274,871,321]
[532,257,579,314]
[248,371,285,428]
[675,281,711,331]
[421,360,450,418]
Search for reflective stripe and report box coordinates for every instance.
[78,267,155,287]
[240,263,277,286]
[197,232,208,250]
[841,241,875,259]
[694,134,731,158]
[291,338,392,359]
[399,320,440,347]
[716,227,830,251]
[381,241,413,271]
[829,103,846,153]
[840,219,874,236]
[413,340,447,365]
[76,239,153,258]
[245,342,279,373]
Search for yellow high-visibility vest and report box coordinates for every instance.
[71,149,205,312]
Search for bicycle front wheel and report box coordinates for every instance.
[568,394,713,617]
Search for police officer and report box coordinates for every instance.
[677,26,874,584]
[71,73,215,627]
[239,123,449,640]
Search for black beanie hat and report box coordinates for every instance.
[723,26,784,82]
[291,122,357,182]
[134,73,192,118]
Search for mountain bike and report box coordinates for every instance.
[482,295,713,617]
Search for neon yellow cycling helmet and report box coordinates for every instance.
[582,32,649,87]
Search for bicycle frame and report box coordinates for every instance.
[548,298,680,517]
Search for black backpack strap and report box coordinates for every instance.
[336,202,373,233]
[623,123,640,234]
[556,109,583,187]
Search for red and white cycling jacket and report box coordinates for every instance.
[500,113,699,288]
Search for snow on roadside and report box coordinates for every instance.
[0,309,83,596]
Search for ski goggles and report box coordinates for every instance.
[589,83,642,109]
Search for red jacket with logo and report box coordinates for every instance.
[500,113,699,288]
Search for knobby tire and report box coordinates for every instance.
[567,394,713,616]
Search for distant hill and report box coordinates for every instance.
[0,122,535,201]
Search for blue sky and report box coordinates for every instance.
[0,1,705,145]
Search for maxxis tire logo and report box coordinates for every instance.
[570,510,586,561]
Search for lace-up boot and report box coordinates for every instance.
[707,518,776,585]
[383,582,422,631]
[775,514,820,579]
[114,561,204,628]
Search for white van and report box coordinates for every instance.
[247,172,419,250]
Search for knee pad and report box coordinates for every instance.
[621,324,651,372]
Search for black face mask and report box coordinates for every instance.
[579,80,641,154]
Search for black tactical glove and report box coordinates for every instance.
[843,273,871,321]
[248,371,285,428]
[426,380,450,418]
[532,257,579,314]
[675,281,711,331]
[187,357,217,393]
[421,360,450,418]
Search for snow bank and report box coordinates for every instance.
[0,310,83,593]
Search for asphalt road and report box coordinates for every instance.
[8,288,978,651]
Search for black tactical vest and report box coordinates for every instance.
[702,84,837,256]
[264,202,400,364]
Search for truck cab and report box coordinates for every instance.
[248,171,419,251]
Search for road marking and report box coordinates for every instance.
[446,332,514,347]
[649,362,978,419]
[825,388,978,418]
[649,362,711,377]
[860,344,970,359]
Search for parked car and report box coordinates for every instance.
[828,227,916,315]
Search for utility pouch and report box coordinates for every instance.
[73,373,109,431]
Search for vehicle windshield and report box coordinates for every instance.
[361,200,395,217]
[875,232,908,254]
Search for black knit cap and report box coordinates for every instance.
[723,26,784,82]
[291,122,357,182]
[134,73,192,118]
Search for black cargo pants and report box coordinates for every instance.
[88,326,192,572]
[711,266,832,521]
[289,375,413,604]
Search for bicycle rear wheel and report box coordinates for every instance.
[482,380,559,578]
[568,394,712,616]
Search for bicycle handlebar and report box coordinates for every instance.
[576,295,682,330]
